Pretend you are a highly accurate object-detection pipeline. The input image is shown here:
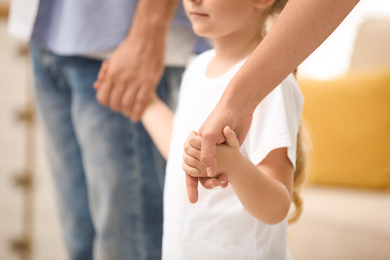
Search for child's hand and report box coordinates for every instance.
[94,60,109,91]
[199,126,239,189]
[214,126,240,167]
[183,131,229,182]
[182,130,233,203]
[222,125,240,149]
[182,131,207,177]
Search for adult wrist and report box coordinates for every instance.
[221,89,256,117]
[126,0,177,43]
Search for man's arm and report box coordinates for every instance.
[95,62,173,159]
[96,0,179,121]
[198,0,360,177]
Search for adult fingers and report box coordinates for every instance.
[108,82,126,112]
[120,84,138,119]
[130,84,152,122]
[199,132,219,177]
[185,174,199,203]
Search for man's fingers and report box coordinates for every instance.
[185,174,199,203]
[200,133,219,177]
[109,83,126,112]
[130,85,150,122]
[121,86,138,119]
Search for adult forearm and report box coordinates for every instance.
[222,0,360,115]
[126,0,179,42]
[102,0,180,121]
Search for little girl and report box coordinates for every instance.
[96,0,308,258]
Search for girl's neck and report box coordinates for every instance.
[206,28,264,78]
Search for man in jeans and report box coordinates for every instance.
[8,0,207,259]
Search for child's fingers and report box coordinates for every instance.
[94,60,109,91]
[185,173,199,203]
[221,182,229,188]
[96,77,113,106]
[183,141,201,160]
[182,159,206,178]
[186,131,202,150]
[187,130,197,138]
[93,81,100,90]
[217,174,229,188]
[199,177,220,189]
[98,60,108,80]
[182,152,203,171]
[198,174,229,189]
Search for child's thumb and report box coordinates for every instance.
[223,126,239,148]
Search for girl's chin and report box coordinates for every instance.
[192,27,214,38]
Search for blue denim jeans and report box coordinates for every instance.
[30,46,184,260]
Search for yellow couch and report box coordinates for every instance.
[299,67,390,189]
[298,18,390,190]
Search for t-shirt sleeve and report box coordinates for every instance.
[240,75,303,169]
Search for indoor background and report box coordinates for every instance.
[1,0,390,259]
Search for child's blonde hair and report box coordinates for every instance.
[288,122,311,224]
[264,0,289,34]
[270,0,289,14]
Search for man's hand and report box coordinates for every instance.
[95,35,164,121]
[197,99,253,177]
[95,0,180,121]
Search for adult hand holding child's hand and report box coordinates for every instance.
[95,33,164,121]
[183,127,241,203]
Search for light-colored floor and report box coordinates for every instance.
[1,17,390,260]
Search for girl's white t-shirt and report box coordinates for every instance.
[162,50,303,260]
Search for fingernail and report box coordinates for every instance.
[206,167,213,177]
[220,180,227,184]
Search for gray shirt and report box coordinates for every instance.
[30,0,193,56]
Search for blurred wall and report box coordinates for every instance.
[298,0,390,80]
